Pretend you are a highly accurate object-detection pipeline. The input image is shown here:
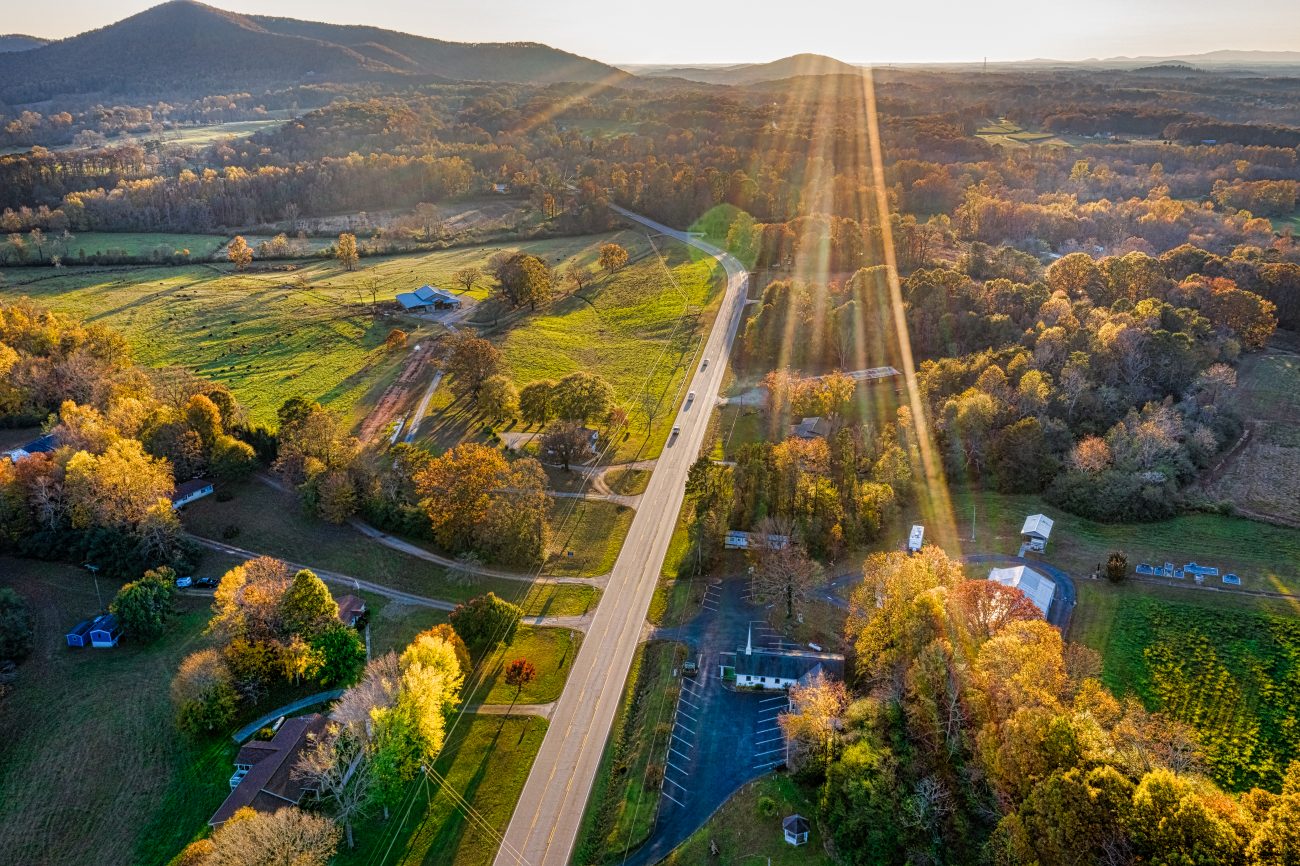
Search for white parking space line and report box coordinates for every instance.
[755,736,785,746]
[666,759,689,775]
[676,710,698,724]
[665,777,690,794]
[669,745,692,762]
[754,746,786,757]
[662,791,686,807]
[678,696,702,711]
[672,733,694,749]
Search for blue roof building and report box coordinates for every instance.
[396,285,462,311]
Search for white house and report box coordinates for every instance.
[987,565,1055,617]
[172,479,214,509]
[1020,513,1054,552]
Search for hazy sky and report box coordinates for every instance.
[12,0,1300,65]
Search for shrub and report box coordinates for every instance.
[1105,551,1129,584]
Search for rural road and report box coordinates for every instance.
[492,209,751,866]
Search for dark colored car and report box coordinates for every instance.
[194,576,218,588]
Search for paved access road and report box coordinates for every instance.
[492,210,751,866]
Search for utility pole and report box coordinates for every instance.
[971,505,976,543]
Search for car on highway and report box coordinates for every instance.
[701,358,709,369]
[687,390,695,405]
[174,575,193,588]
[671,425,681,439]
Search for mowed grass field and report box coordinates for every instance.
[180,479,599,617]
[1,231,230,262]
[472,625,581,705]
[1200,348,1300,524]
[335,714,548,866]
[898,487,1300,599]
[0,262,425,426]
[976,118,1072,149]
[495,234,724,461]
[660,774,833,866]
[0,558,232,865]
[544,498,636,578]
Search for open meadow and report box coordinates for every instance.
[0,261,428,426]
[0,559,232,866]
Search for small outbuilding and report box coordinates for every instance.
[1020,513,1054,552]
[907,524,925,554]
[66,619,93,648]
[783,814,810,846]
[789,416,831,440]
[336,594,367,628]
[88,613,123,648]
[172,478,214,509]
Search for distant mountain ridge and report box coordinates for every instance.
[630,53,864,85]
[0,34,47,52]
[0,0,628,105]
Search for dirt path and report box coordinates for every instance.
[356,341,438,442]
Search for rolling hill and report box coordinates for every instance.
[0,35,47,52]
[0,0,628,105]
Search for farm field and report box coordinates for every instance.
[976,118,1072,148]
[1270,210,1300,233]
[1200,348,1300,525]
[0,262,426,426]
[0,558,232,866]
[180,479,599,617]
[472,625,581,705]
[1097,594,1300,792]
[334,714,548,866]
[659,774,833,866]
[574,640,685,865]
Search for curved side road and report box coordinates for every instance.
[189,534,594,632]
[493,210,752,866]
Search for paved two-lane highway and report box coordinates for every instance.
[492,209,750,866]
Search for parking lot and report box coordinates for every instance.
[624,578,798,866]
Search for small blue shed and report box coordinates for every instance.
[66,619,93,648]
[88,614,122,648]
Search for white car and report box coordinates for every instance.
[687,391,696,404]
[671,425,681,438]
[175,576,193,588]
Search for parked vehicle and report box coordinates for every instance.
[194,576,218,588]
[683,658,699,676]
[174,576,193,588]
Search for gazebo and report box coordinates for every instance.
[783,814,810,846]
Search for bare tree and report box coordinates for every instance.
[293,725,372,850]
[750,523,821,620]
